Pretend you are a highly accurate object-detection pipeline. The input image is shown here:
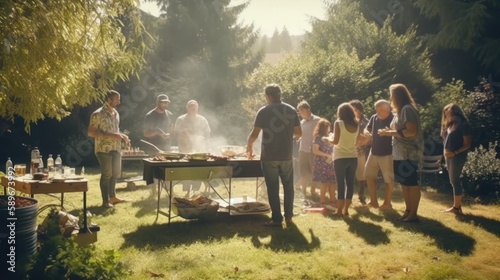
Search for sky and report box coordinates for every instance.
[139,0,327,36]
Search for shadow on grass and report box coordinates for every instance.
[382,212,476,256]
[130,192,161,218]
[351,206,385,222]
[325,209,391,246]
[121,214,321,253]
[456,213,500,237]
[250,222,321,252]
[85,205,116,217]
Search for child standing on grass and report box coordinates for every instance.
[312,118,337,206]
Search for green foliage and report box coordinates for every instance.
[462,142,500,198]
[413,0,500,75]
[244,1,439,122]
[468,78,500,148]
[420,79,475,141]
[26,209,128,280]
[0,0,146,131]
[145,0,263,141]
[420,78,500,147]
[267,27,293,53]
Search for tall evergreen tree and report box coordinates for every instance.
[146,0,263,142]
[279,27,293,52]
[413,0,500,76]
[268,28,281,53]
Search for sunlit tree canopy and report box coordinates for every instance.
[0,0,146,130]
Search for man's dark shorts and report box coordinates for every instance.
[394,160,419,186]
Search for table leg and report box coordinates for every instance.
[229,178,232,216]
[168,181,173,224]
[255,177,258,199]
[82,191,89,233]
[60,193,65,209]
[155,180,160,223]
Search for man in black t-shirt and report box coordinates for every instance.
[143,94,173,153]
[247,84,302,227]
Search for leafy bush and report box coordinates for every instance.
[462,142,500,198]
[25,209,129,280]
[420,79,475,141]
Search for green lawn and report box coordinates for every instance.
[10,166,500,279]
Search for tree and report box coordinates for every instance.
[0,0,146,130]
[244,0,440,132]
[279,26,293,52]
[413,0,500,76]
[268,28,281,53]
[145,0,264,143]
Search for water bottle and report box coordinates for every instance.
[30,147,40,175]
[47,154,54,177]
[6,157,13,174]
[39,155,44,172]
[81,166,85,176]
[55,154,62,175]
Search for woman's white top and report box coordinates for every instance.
[333,120,358,160]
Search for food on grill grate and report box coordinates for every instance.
[209,155,228,161]
[151,156,167,161]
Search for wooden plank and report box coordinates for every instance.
[1,177,88,195]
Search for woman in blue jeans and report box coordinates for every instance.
[441,104,472,214]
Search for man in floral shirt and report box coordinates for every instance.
[88,90,130,208]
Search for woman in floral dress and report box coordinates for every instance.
[312,118,337,205]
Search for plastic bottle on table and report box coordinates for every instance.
[47,154,54,177]
[6,157,13,174]
[30,147,40,176]
[39,155,44,171]
[55,154,62,175]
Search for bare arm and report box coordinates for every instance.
[332,121,340,145]
[143,128,159,138]
[294,125,302,139]
[357,128,371,147]
[444,134,472,158]
[313,143,332,158]
[378,121,417,138]
[246,127,262,158]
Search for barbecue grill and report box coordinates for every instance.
[143,157,264,223]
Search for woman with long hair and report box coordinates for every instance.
[312,118,336,206]
[379,84,423,222]
[328,103,361,216]
[441,103,472,214]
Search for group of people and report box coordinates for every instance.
[246,83,472,226]
[88,91,210,208]
[87,84,472,223]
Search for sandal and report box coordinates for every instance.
[443,206,463,215]
[398,209,410,220]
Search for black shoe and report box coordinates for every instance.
[359,197,367,205]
